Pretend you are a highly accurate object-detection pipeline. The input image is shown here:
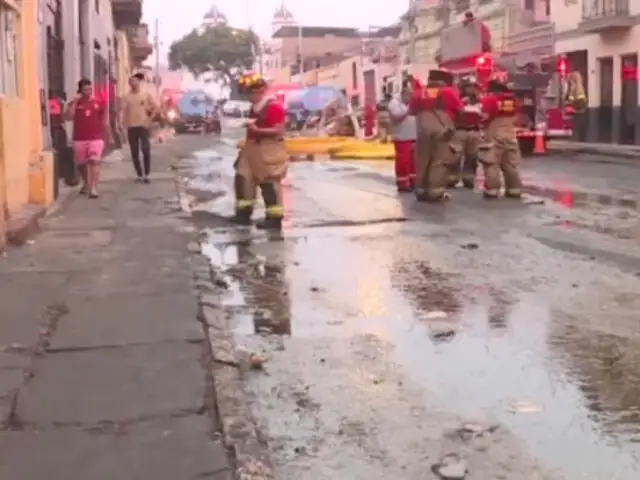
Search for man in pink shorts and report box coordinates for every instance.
[65,78,112,198]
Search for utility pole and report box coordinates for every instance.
[297,23,303,80]
[154,18,161,94]
[407,1,417,67]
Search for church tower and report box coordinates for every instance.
[201,2,228,31]
[271,1,296,34]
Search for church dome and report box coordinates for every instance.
[203,4,227,26]
[273,2,295,24]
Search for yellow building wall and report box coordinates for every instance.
[0,1,30,222]
[0,0,52,231]
[0,95,28,215]
[115,31,132,98]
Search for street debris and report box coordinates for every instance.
[453,422,500,441]
[432,453,468,479]
[425,310,449,320]
[249,353,267,370]
[460,242,479,250]
[507,400,542,414]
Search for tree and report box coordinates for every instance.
[168,25,258,87]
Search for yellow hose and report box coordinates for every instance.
[330,144,395,160]
[237,136,354,151]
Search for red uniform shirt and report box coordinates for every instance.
[457,95,483,128]
[481,93,517,121]
[247,100,286,140]
[409,86,463,122]
[73,97,105,141]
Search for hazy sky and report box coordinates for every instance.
[143,0,408,62]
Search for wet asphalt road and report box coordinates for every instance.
[181,131,640,479]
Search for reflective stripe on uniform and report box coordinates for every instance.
[236,199,255,208]
[266,205,284,217]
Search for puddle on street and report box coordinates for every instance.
[193,145,640,478]
[201,230,640,479]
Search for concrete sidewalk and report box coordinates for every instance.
[547,139,640,160]
[0,137,234,479]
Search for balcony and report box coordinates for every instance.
[122,24,153,65]
[579,0,634,33]
[112,0,143,29]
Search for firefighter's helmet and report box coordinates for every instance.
[237,72,268,93]
[427,68,454,86]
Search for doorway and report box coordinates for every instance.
[619,53,637,144]
[597,56,614,143]
[46,0,69,196]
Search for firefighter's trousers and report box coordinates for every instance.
[234,138,289,219]
[393,139,416,190]
[414,110,457,201]
[452,128,482,188]
[478,117,523,198]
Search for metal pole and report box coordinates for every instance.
[154,18,160,94]
[297,23,303,78]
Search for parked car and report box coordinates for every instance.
[222,100,251,118]
[171,90,221,134]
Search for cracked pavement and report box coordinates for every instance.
[0,135,233,479]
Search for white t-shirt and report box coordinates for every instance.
[387,98,416,141]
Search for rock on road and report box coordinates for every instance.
[172,133,640,479]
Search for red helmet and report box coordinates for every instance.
[238,72,268,93]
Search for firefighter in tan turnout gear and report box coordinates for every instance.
[452,76,483,189]
[232,72,289,230]
[479,78,523,199]
[409,69,463,202]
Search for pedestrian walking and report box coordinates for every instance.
[65,78,112,198]
[119,73,158,183]
[388,82,416,192]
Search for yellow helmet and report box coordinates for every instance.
[237,72,268,93]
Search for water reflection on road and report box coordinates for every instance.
[193,144,640,479]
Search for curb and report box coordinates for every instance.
[546,146,640,160]
[6,205,46,246]
[521,183,639,209]
[191,253,275,480]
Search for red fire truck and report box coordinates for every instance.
[438,15,573,154]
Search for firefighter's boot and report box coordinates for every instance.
[256,182,283,231]
[230,174,253,225]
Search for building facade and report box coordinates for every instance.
[552,0,640,144]
[398,0,551,82]
[0,0,149,248]
[0,0,51,248]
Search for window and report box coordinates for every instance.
[524,0,534,11]
[0,7,19,95]
[95,0,100,13]
[478,0,493,4]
